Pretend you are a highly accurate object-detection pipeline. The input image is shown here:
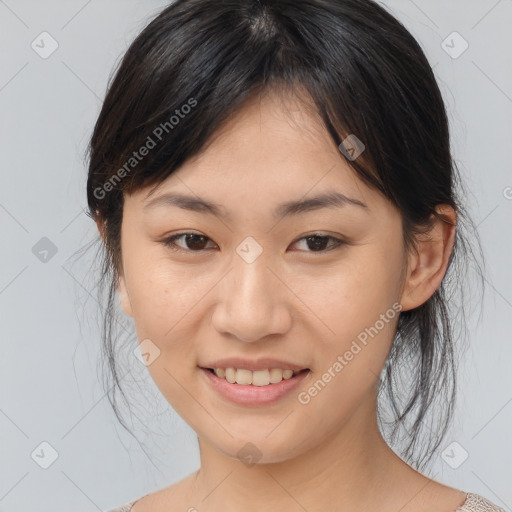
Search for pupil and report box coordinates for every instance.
[307,235,328,251]
[186,234,207,250]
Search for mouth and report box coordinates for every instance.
[202,367,310,386]
[199,366,311,406]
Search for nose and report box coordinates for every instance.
[211,257,292,343]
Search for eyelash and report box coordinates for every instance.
[159,231,346,255]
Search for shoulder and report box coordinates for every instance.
[395,478,500,512]
[106,502,140,512]
[455,492,505,512]
[106,492,151,512]
[129,471,198,512]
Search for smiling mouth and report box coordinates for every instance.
[203,367,310,386]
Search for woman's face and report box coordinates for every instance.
[116,90,411,464]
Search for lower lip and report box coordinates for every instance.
[199,367,311,406]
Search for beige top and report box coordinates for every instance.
[107,492,505,511]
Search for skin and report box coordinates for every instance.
[97,89,466,512]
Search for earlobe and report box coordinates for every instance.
[117,275,134,318]
[400,205,456,312]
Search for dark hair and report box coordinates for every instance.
[84,0,485,472]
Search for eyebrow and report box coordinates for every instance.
[143,191,369,220]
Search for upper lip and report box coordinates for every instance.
[200,357,309,372]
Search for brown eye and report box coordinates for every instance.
[305,235,330,251]
[161,233,216,252]
[160,232,346,255]
[292,234,346,253]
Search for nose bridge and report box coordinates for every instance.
[235,255,274,309]
[212,244,291,342]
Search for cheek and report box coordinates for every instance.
[123,242,204,332]
[122,253,204,407]
[291,246,404,396]
[298,248,402,335]
[294,257,402,427]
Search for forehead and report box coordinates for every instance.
[191,89,337,169]
[130,89,389,221]
[146,92,356,187]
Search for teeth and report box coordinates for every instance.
[236,369,252,385]
[213,367,301,385]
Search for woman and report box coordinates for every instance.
[86,0,504,510]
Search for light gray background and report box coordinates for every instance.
[0,1,511,510]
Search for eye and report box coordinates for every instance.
[291,233,346,253]
[159,232,346,254]
[161,232,217,252]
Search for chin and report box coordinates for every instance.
[211,433,313,467]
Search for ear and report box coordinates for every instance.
[399,204,456,312]
[117,274,134,318]
[95,215,106,242]
[94,215,134,318]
